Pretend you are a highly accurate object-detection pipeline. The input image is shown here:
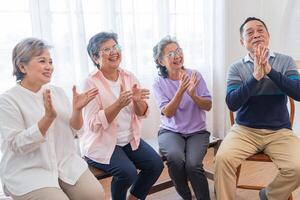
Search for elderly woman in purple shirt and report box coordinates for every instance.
[152,36,212,200]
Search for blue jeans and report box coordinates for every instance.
[85,139,164,200]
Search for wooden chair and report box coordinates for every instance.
[230,97,295,200]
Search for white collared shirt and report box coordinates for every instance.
[244,50,276,63]
[0,84,87,196]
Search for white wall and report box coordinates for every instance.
[225,0,300,136]
[226,0,289,62]
[141,0,300,139]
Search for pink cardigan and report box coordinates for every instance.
[80,68,148,164]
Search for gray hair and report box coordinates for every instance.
[12,38,51,81]
[153,35,179,78]
[87,32,118,68]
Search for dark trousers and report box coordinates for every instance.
[158,129,211,200]
[85,139,164,200]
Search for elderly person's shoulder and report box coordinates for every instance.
[119,68,139,82]
[0,84,31,102]
[119,67,134,76]
[273,52,294,61]
[0,85,17,104]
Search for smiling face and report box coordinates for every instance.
[159,42,184,72]
[19,50,53,91]
[240,20,270,55]
[95,38,122,71]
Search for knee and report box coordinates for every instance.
[281,162,300,179]
[84,187,105,200]
[166,152,185,167]
[186,162,204,175]
[140,154,164,179]
[215,150,236,169]
[118,167,138,185]
[151,156,164,176]
[95,188,105,200]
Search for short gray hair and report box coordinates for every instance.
[12,38,51,81]
[153,35,179,78]
[87,32,118,68]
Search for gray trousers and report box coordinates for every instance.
[158,129,211,200]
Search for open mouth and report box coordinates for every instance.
[42,72,52,78]
[173,58,182,65]
[108,55,119,62]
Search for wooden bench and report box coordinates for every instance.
[87,136,221,194]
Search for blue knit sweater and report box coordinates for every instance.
[226,52,300,130]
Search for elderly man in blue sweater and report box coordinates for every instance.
[214,17,300,200]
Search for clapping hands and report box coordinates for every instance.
[132,84,150,103]
[253,45,271,80]
[179,70,199,97]
[72,86,99,111]
[117,84,132,108]
[187,72,200,97]
[43,89,57,119]
[117,84,150,109]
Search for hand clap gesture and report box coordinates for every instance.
[132,84,150,103]
[253,45,271,81]
[43,89,57,119]
[117,84,132,108]
[38,89,57,136]
[187,72,199,97]
[72,86,99,111]
[178,70,190,94]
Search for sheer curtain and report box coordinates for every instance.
[0,0,222,136]
[0,0,229,197]
[80,0,216,138]
[210,0,231,138]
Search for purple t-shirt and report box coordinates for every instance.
[152,68,211,134]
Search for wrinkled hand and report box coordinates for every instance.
[132,84,150,103]
[72,86,98,111]
[43,89,57,119]
[117,84,132,108]
[253,45,266,81]
[259,46,271,74]
[178,70,190,94]
[187,72,199,97]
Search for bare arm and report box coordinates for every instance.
[104,90,132,123]
[163,73,190,118]
[70,86,99,130]
[132,84,149,116]
[190,95,212,111]
[187,72,212,111]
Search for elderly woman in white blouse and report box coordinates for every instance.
[0,38,104,200]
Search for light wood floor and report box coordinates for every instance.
[99,148,300,200]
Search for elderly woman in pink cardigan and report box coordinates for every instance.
[80,32,164,200]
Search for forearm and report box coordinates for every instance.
[163,90,184,117]
[133,101,148,116]
[226,76,258,111]
[267,68,300,100]
[7,125,46,154]
[104,101,122,123]
[70,110,83,130]
[38,116,55,136]
[190,95,212,111]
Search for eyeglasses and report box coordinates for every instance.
[100,44,121,55]
[164,48,183,58]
